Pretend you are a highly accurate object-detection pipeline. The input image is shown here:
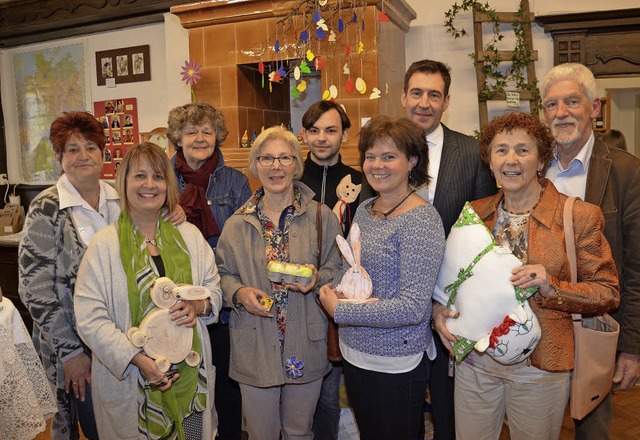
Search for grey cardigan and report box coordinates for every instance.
[215,182,343,387]
[74,221,222,439]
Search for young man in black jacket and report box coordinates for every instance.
[300,100,362,236]
[300,100,362,440]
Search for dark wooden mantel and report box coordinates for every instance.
[0,0,192,48]
[536,8,640,76]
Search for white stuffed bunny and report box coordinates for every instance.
[335,223,373,300]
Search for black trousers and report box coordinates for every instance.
[343,355,429,440]
[428,336,456,440]
[209,321,242,440]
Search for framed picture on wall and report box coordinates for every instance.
[95,45,150,86]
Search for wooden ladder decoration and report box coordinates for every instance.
[473,0,538,129]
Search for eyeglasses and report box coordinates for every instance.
[542,97,584,112]
[256,155,295,167]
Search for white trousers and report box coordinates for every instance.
[239,378,323,440]
[454,361,570,440]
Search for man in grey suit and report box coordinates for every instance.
[403,59,496,439]
[541,63,640,440]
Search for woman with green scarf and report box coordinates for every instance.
[74,142,222,439]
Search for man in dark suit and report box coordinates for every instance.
[541,63,640,440]
[402,59,496,439]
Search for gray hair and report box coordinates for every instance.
[248,126,304,179]
[540,63,597,104]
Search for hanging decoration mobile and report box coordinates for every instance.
[247,0,394,102]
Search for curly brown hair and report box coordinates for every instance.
[479,112,554,168]
[49,112,105,158]
[166,102,228,149]
[357,116,430,187]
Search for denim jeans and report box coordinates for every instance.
[312,364,342,440]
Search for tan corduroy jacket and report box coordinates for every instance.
[472,179,620,372]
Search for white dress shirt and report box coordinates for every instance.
[56,174,120,246]
[545,132,595,200]
[416,124,444,204]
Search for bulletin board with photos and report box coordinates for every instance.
[93,98,138,179]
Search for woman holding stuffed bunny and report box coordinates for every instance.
[74,142,222,438]
[319,116,445,440]
[215,126,342,440]
[432,112,619,440]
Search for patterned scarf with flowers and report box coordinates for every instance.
[242,186,302,351]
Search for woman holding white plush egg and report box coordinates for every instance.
[215,126,342,440]
[319,116,445,440]
[432,112,619,440]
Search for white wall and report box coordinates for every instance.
[403,0,638,146]
[0,13,189,183]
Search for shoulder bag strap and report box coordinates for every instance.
[316,201,323,268]
[563,196,580,321]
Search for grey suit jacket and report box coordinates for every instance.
[433,124,497,236]
[584,139,640,355]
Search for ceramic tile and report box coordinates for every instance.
[235,20,269,65]
[220,65,239,107]
[203,23,237,66]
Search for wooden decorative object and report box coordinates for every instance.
[140,127,173,158]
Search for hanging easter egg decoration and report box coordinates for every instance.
[277,66,287,78]
[355,77,367,94]
[378,10,390,22]
[329,85,338,99]
[343,63,350,75]
[315,56,324,71]
[313,10,321,23]
[294,66,301,80]
[338,18,344,33]
[345,78,355,94]
[299,61,311,74]
[316,19,328,38]
[306,49,315,61]
[300,30,309,43]
[275,39,280,53]
[291,86,300,99]
[319,0,328,5]
[369,88,381,99]
[352,12,358,22]
[329,30,337,42]
[322,89,332,101]
[345,44,351,56]
[258,62,264,75]
[297,80,307,92]
[358,41,364,54]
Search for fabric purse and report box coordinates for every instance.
[564,197,620,420]
[315,201,343,363]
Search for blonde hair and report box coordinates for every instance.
[248,126,304,179]
[116,142,180,214]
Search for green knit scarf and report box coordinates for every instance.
[118,211,206,439]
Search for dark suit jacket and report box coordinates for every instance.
[359,124,496,236]
[584,139,640,355]
[433,124,497,235]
